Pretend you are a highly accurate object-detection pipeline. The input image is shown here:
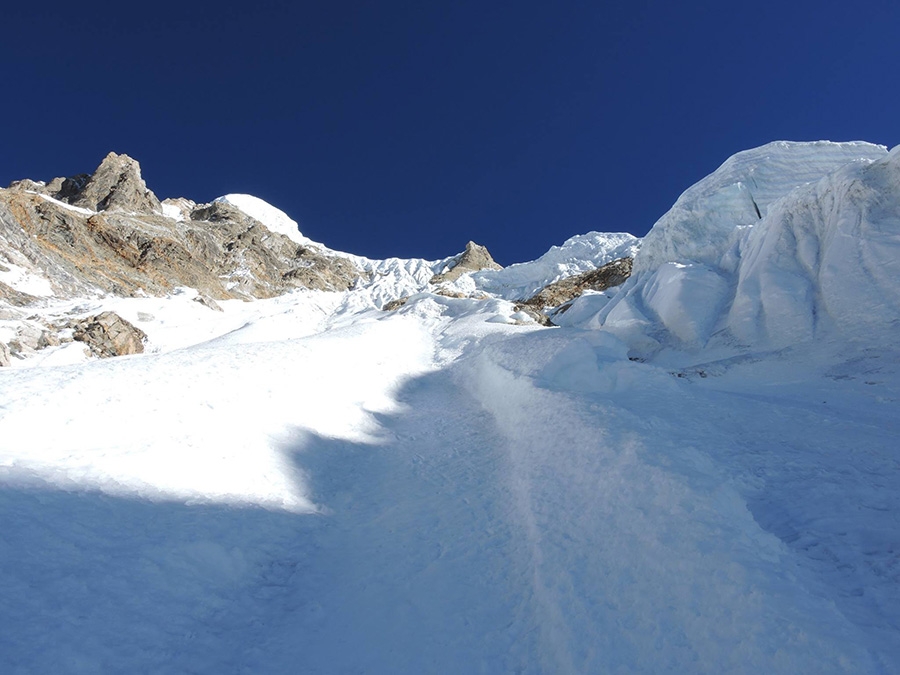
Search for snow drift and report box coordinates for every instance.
[589,141,900,352]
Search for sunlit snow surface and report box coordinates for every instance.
[2,141,900,673]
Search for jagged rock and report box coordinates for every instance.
[522,257,633,309]
[0,154,364,302]
[7,179,52,194]
[58,152,162,214]
[71,312,147,358]
[0,305,25,320]
[0,341,10,367]
[281,248,361,292]
[430,241,502,284]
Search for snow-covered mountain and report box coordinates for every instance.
[1,142,898,673]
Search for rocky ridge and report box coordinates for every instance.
[0,152,362,306]
[1,153,634,365]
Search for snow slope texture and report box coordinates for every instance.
[596,141,899,350]
[2,140,900,673]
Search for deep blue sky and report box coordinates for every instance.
[3,1,898,264]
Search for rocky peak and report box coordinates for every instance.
[430,240,502,284]
[0,154,366,310]
[57,152,162,214]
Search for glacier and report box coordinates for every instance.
[1,140,899,673]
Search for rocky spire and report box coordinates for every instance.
[57,152,162,214]
[430,241,502,284]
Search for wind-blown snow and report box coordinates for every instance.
[2,140,900,673]
[634,140,887,274]
[594,141,899,351]
[216,193,317,247]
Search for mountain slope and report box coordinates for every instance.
[1,142,899,673]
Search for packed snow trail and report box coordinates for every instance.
[1,313,897,672]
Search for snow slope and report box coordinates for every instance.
[595,141,900,351]
[2,140,899,673]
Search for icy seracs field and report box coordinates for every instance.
[1,141,899,673]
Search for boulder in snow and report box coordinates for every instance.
[71,312,147,358]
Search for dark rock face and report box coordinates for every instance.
[58,152,162,214]
[0,154,364,304]
[522,257,633,309]
[430,241,502,284]
[71,312,147,358]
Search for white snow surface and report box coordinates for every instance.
[633,140,888,274]
[160,201,185,221]
[456,230,640,300]
[596,141,900,350]
[0,261,53,297]
[216,193,318,247]
[35,192,96,216]
[2,140,900,673]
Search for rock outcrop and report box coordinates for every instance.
[522,257,633,309]
[430,241,502,284]
[0,153,363,304]
[60,152,163,214]
[71,312,147,358]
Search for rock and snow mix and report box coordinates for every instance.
[1,141,899,673]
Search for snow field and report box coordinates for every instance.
[1,139,899,672]
[462,330,884,673]
[0,311,438,511]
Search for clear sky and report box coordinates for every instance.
[3,1,898,264]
